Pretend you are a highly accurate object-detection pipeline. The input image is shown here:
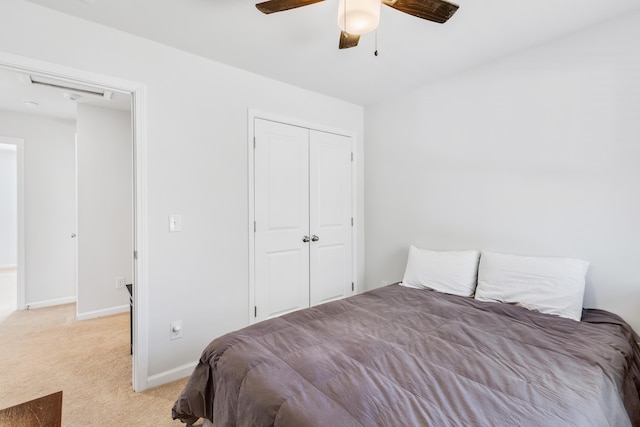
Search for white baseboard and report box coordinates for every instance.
[77,304,129,321]
[146,361,198,390]
[0,264,17,270]
[25,296,76,310]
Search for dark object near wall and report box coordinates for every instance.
[126,283,133,355]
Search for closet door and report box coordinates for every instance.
[254,119,310,320]
[309,130,353,306]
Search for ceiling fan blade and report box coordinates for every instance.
[338,31,360,49]
[382,0,459,24]
[256,0,324,14]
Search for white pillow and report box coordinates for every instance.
[401,246,480,297]
[475,251,589,321]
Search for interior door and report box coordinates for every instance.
[309,130,353,306]
[254,119,310,320]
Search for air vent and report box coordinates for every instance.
[25,74,113,100]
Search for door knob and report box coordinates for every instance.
[70,233,77,238]
[311,235,319,242]
[302,235,310,243]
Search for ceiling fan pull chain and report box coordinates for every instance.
[374,29,379,56]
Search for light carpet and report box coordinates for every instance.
[0,302,197,426]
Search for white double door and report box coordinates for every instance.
[253,118,353,322]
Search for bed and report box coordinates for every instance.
[172,283,640,426]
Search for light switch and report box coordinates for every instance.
[169,214,182,232]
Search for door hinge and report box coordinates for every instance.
[254,306,257,317]
[351,217,354,227]
[253,137,256,149]
[352,282,355,292]
[351,152,354,162]
[254,221,256,232]
[134,250,138,260]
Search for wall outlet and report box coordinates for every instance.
[116,277,126,289]
[170,321,183,340]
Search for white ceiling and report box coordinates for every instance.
[0,67,131,121]
[23,0,640,106]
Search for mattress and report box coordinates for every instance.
[172,284,640,426]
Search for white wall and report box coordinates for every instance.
[0,143,17,268]
[365,11,640,332]
[0,0,365,386]
[0,110,76,306]
[76,104,132,318]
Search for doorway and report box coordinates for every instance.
[0,137,23,319]
[0,70,132,316]
[0,53,148,391]
[0,141,17,318]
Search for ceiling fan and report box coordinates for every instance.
[255,0,459,49]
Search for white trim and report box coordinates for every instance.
[247,109,358,324]
[26,296,76,310]
[247,113,256,325]
[0,53,141,98]
[350,133,358,295]
[146,361,198,389]
[0,264,17,269]
[248,110,357,140]
[0,52,149,392]
[132,85,149,392]
[74,132,79,323]
[0,136,25,311]
[76,304,129,321]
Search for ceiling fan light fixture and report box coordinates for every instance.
[338,0,381,35]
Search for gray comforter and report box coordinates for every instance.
[172,284,640,426]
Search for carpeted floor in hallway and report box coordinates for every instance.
[0,302,197,426]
